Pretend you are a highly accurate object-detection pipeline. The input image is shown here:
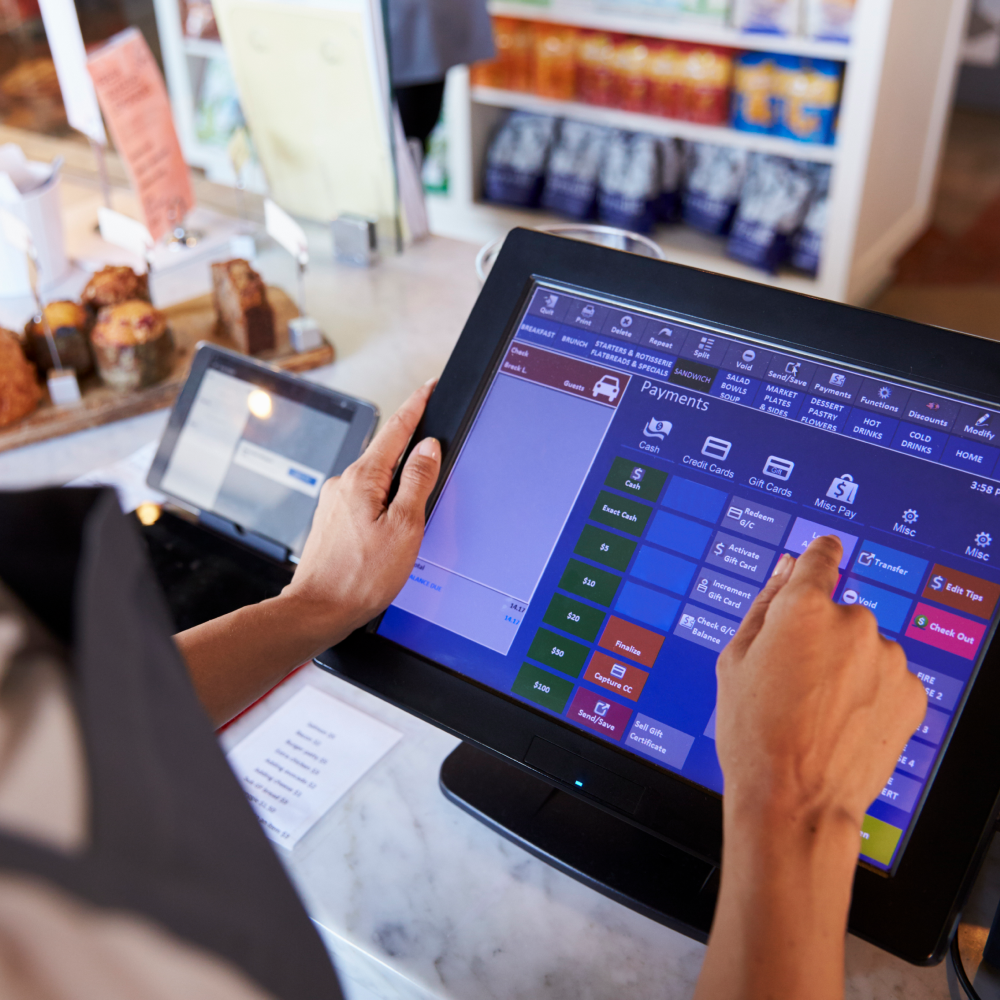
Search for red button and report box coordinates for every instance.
[597,616,664,667]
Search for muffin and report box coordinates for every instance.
[24,301,93,377]
[91,301,175,391]
[81,265,151,311]
[0,328,43,428]
[211,259,275,355]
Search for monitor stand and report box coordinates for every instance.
[439,741,719,942]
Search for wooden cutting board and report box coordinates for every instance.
[0,286,334,454]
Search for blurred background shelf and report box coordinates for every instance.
[471,84,839,162]
[488,0,854,60]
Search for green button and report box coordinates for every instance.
[511,663,574,712]
[589,490,652,536]
[860,813,903,866]
[527,627,589,677]
[543,593,605,641]
[574,524,636,572]
[604,457,668,503]
[558,558,621,605]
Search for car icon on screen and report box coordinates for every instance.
[592,375,621,402]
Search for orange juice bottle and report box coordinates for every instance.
[534,24,578,100]
[681,45,734,124]
[495,18,535,92]
[577,30,616,106]
[613,36,651,111]
[646,42,684,118]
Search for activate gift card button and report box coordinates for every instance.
[566,688,633,740]
[905,602,986,660]
[923,564,1000,619]
[598,616,665,668]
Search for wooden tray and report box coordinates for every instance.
[0,286,334,454]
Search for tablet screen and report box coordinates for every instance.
[379,282,1000,873]
[158,353,353,555]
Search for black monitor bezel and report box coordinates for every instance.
[317,229,1000,965]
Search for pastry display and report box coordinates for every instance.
[211,259,275,355]
[0,58,68,135]
[0,328,42,428]
[81,266,151,310]
[24,302,93,376]
[91,301,175,391]
[0,58,62,101]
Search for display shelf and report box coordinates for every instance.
[488,0,854,60]
[471,84,839,162]
[425,194,822,296]
[182,36,226,59]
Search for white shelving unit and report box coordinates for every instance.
[428,0,973,304]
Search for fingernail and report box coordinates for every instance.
[423,377,438,388]
[416,437,439,459]
[771,553,793,578]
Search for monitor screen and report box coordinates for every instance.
[158,354,352,555]
[378,281,1000,874]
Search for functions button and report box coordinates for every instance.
[511,663,574,713]
[906,603,986,660]
[941,435,1000,478]
[598,615,665,668]
[600,309,648,343]
[954,404,1000,446]
[798,395,851,433]
[662,476,728,522]
[721,342,771,379]
[753,382,805,419]
[584,651,649,701]
[674,602,739,652]
[908,662,965,711]
[896,739,937,780]
[710,370,761,404]
[860,814,903,867]
[543,593,606,642]
[856,378,909,419]
[723,496,791,545]
[615,581,681,632]
[809,366,862,403]
[626,713,696,769]
[589,490,653,536]
[647,510,714,560]
[604,456,668,503]
[839,578,912,633]
[641,323,683,354]
[527,628,590,677]
[903,390,960,433]
[844,408,898,445]
[566,688,633,740]
[785,517,857,567]
[630,546,698,596]
[527,288,571,324]
[706,531,776,583]
[923,564,1000,619]
[558,558,621,606]
[914,705,950,746]
[890,422,948,462]
[852,541,928,594]
[574,524,637,572]
[680,330,730,367]
[566,298,609,331]
[690,568,760,619]
[878,771,922,815]
[763,353,815,390]
[668,358,718,394]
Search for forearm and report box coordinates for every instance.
[175,592,348,728]
[694,795,860,1000]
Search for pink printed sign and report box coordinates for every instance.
[87,28,194,242]
[905,602,986,660]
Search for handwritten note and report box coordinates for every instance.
[87,29,194,242]
[226,685,402,849]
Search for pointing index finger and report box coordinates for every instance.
[788,534,843,596]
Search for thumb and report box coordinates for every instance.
[390,437,441,528]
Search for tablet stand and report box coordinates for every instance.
[439,741,718,941]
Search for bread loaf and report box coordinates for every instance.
[210,259,275,355]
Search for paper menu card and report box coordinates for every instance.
[226,685,402,849]
[87,29,194,242]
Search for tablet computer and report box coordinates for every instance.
[318,229,1000,964]
[148,343,378,562]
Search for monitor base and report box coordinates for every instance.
[439,741,718,942]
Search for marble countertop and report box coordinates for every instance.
[2,168,996,1000]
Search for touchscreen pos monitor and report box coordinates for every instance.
[318,229,1000,964]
